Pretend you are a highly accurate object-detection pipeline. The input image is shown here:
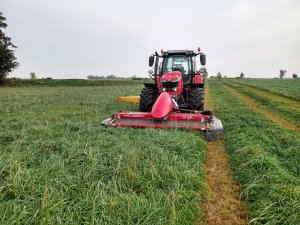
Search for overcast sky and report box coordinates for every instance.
[1,0,300,78]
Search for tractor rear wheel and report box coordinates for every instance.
[187,88,204,111]
[139,87,158,112]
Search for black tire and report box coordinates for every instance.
[187,88,204,111]
[139,87,158,112]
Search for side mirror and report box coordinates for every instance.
[149,55,154,67]
[200,54,206,66]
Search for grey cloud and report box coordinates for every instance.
[1,0,300,78]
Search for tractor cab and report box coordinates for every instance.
[161,54,190,83]
[149,49,206,85]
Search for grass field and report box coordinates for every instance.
[232,78,300,100]
[223,81,300,129]
[1,78,300,224]
[209,80,300,224]
[0,85,206,224]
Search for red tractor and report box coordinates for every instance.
[101,48,223,141]
[140,48,206,112]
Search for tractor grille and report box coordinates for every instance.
[162,81,178,89]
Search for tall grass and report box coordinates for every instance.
[209,80,300,224]
[223,81,300,127]
[0,86,206,224]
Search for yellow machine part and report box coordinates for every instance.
[117,96,140,104]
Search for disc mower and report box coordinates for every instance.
[101,48,223,141]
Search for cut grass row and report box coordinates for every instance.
[208,80,300,224]
[204,84,248,224]
[0,86,206,224]
[231,78,300,101]
[222,81,300,130]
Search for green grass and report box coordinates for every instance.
[8,78,147,87]
[231,78,300,101]
[0,85,206,224]
[222,81,300,128]
[209,80,300,224]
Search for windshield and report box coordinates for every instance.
[162,55,192,82]
[162,55,192,74]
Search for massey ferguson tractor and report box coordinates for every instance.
[140,48,206,112]
[101,48,223,141]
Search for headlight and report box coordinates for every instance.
[172,87,178,92]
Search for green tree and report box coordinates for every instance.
[106,74,116,79]
[292,74,298,79]
[279,69,286,79]
[200,67,208,80]
[217,72,222,79]
[240,72,244,78]
[0,12,19,85]
[30,72,36,79]
[87,75,95,79]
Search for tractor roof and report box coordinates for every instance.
[162,49,198,56]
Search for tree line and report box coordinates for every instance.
[210,71,298,79]
[0,12,18,85]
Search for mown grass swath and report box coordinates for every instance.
[232,78,300,101]
[0,85,206,224]
[209,80,300,224]
[222,81,300,128]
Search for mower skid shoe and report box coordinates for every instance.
[205,116,224,141]
[101,115,115,127]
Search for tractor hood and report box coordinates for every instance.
[162,71,182,82]
[161,71,183,95]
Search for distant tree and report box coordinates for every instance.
[279,69,287,79]
[87,75,95,79]
[240,72,244,78]
[30,72,36,79]
[200,67,208,80]
[88,75,106,80]
[292,74,298,79]
[0,12,19,85]
[106,74,117,79]
[217,72,222,79]
[95,75,105,79]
